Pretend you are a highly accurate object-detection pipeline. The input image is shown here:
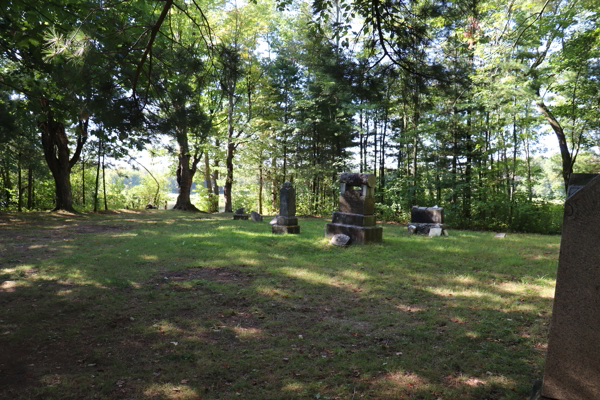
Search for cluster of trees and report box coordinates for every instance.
[1,0,598,232]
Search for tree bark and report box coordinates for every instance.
[27,167,33,209]
[94,140,101,212]
[224,140,234,213]
[102,152,108,211]
[537,100,574,193]
[17,152,22,212]
[39,100,87,212]
[173,141,201,211]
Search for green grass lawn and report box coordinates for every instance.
[0,210,559,400]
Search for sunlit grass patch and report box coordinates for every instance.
[0,211,560,400]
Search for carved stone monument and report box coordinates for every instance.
[538,173,600,400]
[272,182,300,234]
[407,206,448,236]
[233,207,249,220]
[325,173,383,244]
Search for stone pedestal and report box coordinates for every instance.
[409,206,448,236]
[541,173,600,400]
[272,183,300,234]
[233,207,249,220]
[325,173,382,245]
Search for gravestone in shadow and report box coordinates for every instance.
[539,173,600,400]
[272,182,300,234]
[325,173,382,244]
[408,206,448,236]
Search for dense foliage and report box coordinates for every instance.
[1,0,598,232]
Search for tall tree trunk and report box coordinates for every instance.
[212,139,220,211]
[82,156,86,206]
[537,100,574,193]
[94,140,101,212]
[224,141,234,213]
[259,155,263,214]
[102,152,108,211]
[39,100,87,212]
[464,109,472,220]
[17,152,22,212]
[271,157,277,211]
[27,167,33,209]
[204,151,217,213]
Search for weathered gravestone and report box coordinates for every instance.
[233,207,249,220]
[325,173,383,244]
[538,173,600,400]
[272,182,300,234]
[408,206,448,236]
[330,234,350,246]
[251,211,263,222]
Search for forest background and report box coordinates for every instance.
[1,0,598,234]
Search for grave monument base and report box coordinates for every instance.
[233,214,249,220]
[272,225,300,234]
[325,223,383,244]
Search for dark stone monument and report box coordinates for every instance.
[233,207,249,220]
[539,173,600,400]
[251,211,263,222]
[325,173,383,244]
[272,182,300,234]
[408,206,448,236]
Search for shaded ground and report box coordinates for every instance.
[0,210,558,400]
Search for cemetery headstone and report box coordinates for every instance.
[272,182,300,234]
[233,207,249,220]
[540,173,600,400]
[495,233,506,238]
[330,234,350,246]
[325,173,383,244]
[251,211,263,222]
[408,206,448,236]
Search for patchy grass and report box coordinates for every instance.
[0,210,559,399]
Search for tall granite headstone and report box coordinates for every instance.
[272,182,300,234]
[325,173,383,244]
[540,173,600,400]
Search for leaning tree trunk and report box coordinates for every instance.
[39,100,87,212]
[537,100,574,194]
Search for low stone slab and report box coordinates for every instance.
[272,225,300,234]
[495,233,506,238]
[251,211,263,222]
[330,234,350,246]
[428,228,442,237]
[325,223,383,244]
[233,214,249,220]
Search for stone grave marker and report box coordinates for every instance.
[272,182,300,234]
[408,206,448,236]
[495,233,506,238]
[331,234,350,246]
[233,207,249,220]
[251,211,263,222]
[325,173,382,244]
[539,173,600,400]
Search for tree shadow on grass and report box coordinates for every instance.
[0,213,558,399]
